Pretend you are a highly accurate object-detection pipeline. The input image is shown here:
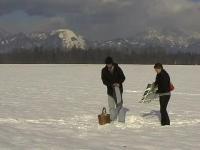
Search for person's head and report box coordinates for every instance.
[105,56,114,68]
[154,63,163,74]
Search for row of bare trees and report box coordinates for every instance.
[0,47,199,64]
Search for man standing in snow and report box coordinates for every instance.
[154,63,171,126]
[101,57,126,122]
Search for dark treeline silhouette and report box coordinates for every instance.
[0,47,200,64]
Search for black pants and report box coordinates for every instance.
[159,95,170,126]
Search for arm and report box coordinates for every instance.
[166,72,170,83]
[101,69,112,86]
[118,67,125,84]
[154,74,159,86]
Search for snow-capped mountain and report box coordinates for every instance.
[0,29,87,53]
[89,28,200,53]
[132,28,193,51]
[7,33,35,51]
[45,29,86,50]
[0,29,10,50]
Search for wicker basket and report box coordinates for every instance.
[98,107,111,125]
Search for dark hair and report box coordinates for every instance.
[154,63,163,69]
[105,56,113,64]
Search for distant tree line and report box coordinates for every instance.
[0,47,200,65]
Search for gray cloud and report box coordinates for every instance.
[0,0,200,40]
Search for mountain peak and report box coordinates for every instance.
[48,28,86,50]
[51,29,76,37]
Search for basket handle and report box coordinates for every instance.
[102,107,107,115]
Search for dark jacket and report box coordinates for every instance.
[155,69,170,94]
[101,63,125,97]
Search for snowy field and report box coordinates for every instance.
[0,64,199,150]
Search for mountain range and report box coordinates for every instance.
[0,28,200,53]
[0,29,86,53]
[90,28,200,53]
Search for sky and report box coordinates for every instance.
[0,0,200,40]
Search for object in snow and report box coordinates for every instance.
[139,83,159,103]
[113,86,127,122]
[98,107,111,125]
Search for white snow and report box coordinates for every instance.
[0,64,199,150]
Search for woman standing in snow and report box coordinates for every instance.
[154,63,171,126]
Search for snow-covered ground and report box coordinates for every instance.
[0,64,199,150]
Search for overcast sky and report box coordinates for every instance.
[0,0,200,40]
